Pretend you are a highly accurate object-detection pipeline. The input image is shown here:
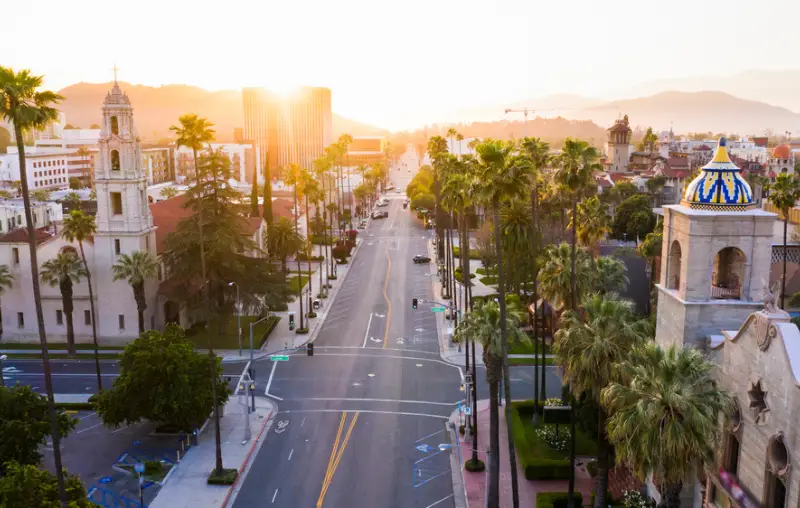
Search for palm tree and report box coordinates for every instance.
[112,251,158,334]
[0,65,70,507]
[590,256,629,296]
[338,134,354,229]
[767,173,800,308]
[427,136,449,262]
[474,139,531,508]
[499,199,533,295]
[283,163,307,331]
[299,168,319,304]
[168,113,225,476]
[537,243,592,316]
[312,156,333,283]
[519,137,550,421]
[61,210,102,386]
[160,187,178,200]
[269,217,303,274]
[571,196,610,257]
[555,294,651,508]
[40,251,87,358]
[262,159,274,226]
[0,264,13,335]
[602,343,732,508]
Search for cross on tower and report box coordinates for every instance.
[112,64,120,85]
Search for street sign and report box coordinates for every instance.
[270,355,290,362]
[431,307,446,313]
[464,406,472,415]
[134,463,145,474]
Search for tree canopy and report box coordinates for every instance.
[94,325,230,431]
[0,461,90,508]
[611,194,656,241]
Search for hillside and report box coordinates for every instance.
[56,82,388,142]
[566,91,800,135]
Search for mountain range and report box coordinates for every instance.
[55,82,389,142]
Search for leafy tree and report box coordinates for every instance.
[767,173,800,308]
[636,127,658,153]
[0,385,76,469]
[63,192,81,206]
[0,126,10,154]
[0,66,70,505]
[112,251,158,334]
[95,325,231,432]
[159,187,179,199]
[603,344,732,508]
[608,181,638,203]
[555,294,651,508]
[0,461,91,508]
[645,175,666,205]
[0,264,13,334]
[405,165,433,200]
[64,123,76,129]
[611,194,656,241]
[638,224,663,312]
[62,210,102,390]
[68,177,82,190]
[262,160,273,225]
[474,220,495,269]
[410,192,435,213]
[31,189,51,202]
[40,250,87,358]
[0,190,11,199]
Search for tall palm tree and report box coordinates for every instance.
[500,199,533,295]
[0,264,13,335]
[590,256,629,296]
[40,250,87,358]
[474,139,531,508]
[571,196,610,257]
[767,173,800,308]
[313,156,334,284]
[61,210,102,389]
[111,251,158,334]
[0,65,70,507]
[269,217,303,274]
[283,163,306,331]
[337,134,354,229]
[555,294,651,508]
[168,113,225,475]
[427,136,449,262]
[519,137,551,421]
[299,168,319,304]
[537,243,592,315]
[603,343,732,508]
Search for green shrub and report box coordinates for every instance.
[309,235,333,245]
[475,267,486,275]
[256,316,281,349]
[479,276,498,285]
[296,253,324,262]
[536,492,583,508]
[452,246,481,260]
[465,458,485,472]
[307,311,317,318]
[207,468,238,485]
[295,328,309,334]
[144,460,163,476]
[586,460,598,477]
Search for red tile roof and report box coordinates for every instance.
[609,174,630,183]
[0,227,54,245]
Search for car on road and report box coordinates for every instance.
[377,200,389,207]
[372,211,388,219]
[413,254,431,263]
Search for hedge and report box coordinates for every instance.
[296,253,324,262]
[536,492,583,508]
[207,468,238,485]
[479,276,498,285]
[310,235,333,245]
[257,316,282,349]
[451,246,481,260]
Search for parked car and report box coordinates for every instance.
[372,211,387,219]
[413,254,431,264]
[377,200,389,207]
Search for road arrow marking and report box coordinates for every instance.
[369,337,381,343]
[437,444,453,451]
[416,444,432,453]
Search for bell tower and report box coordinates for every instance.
[92,79,157,341]
[656,137,776,350]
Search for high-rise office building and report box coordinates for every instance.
[242,86,332,173]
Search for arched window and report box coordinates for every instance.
[765,434,789,508]
[712,247,746,299]
[111,150,120,171]
[667,240,682,290]
[110,116,119,136]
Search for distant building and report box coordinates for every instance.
[346,137,386,166]
[767,144,795,176]
[242,86,333,171]
[0,148,75,190]
[142,148,171,185]
[34,129,101,182]
[605,116,632,173]
[173,143,258,185]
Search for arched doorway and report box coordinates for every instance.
[765,434,789,508]
[668,240,682,290]
[712,247,746,299]
[164,301,179,326]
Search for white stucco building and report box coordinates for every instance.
[0,148,78,190]
[0,82,159,344]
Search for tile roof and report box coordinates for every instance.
[0,226,54,245]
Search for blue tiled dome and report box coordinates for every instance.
[683,137,753,210]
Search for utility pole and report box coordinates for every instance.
[504,108,535,138]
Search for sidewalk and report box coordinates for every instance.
[149,396,277,508]
[454,399,593,507]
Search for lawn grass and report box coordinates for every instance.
[286,275,310,294]
[479,276,498,285]
[0,343,124,351]
[509,339,552,355]
[510,356,555,366]
[185,315,278,350]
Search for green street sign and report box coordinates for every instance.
[431,307,446,313]
[270,355,290,361]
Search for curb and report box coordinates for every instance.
[446,415,469,508]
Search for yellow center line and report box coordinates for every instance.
[318,412,346,500]
[317,412,360,507]
[382,240,392,348]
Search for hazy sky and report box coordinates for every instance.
[5,0,799,130]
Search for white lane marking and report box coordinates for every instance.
[315,346,438,355]
[265,361,278,396]
[367,373,376,377]
[425,494,454,508]
[294,397,460,406]
[361,312,374,348]
[77,422,103,434]
[288,449,294,461]
[301,417,306,427]
[79,412,97,420]
[280,409,449,420]
[416,429,444,443]
[234,360,251,396]
[112,425,130,434]
[272,489,279,503]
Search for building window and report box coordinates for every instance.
[111,116,119,136]
[84,310,91,325]
[118,314,125,330]
[111,150,120,171]
[56,310,63,325]
[12,247,19,264]
[712,247,746,300]
[111,192,123,215]
[17,312,23,328]
[114,239,121,255]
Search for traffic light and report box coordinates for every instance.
[307,342,314,356]
[289,313,295,331]
[412,298,418,309]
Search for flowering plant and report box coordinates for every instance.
[622,490,655,508]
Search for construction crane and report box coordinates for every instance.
[504,108,535,137]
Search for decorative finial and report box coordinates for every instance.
[112,63,120,85]
[719,136,727,147]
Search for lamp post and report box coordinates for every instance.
[0,354,6,388]
[248,313,272,411]
[228,282,241,357]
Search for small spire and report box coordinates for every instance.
[112,63,120,85]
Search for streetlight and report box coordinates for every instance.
[248,313,272,411]
[0,354,6,388]
[228,282,241,357]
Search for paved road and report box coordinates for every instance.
[234,194,463,508]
